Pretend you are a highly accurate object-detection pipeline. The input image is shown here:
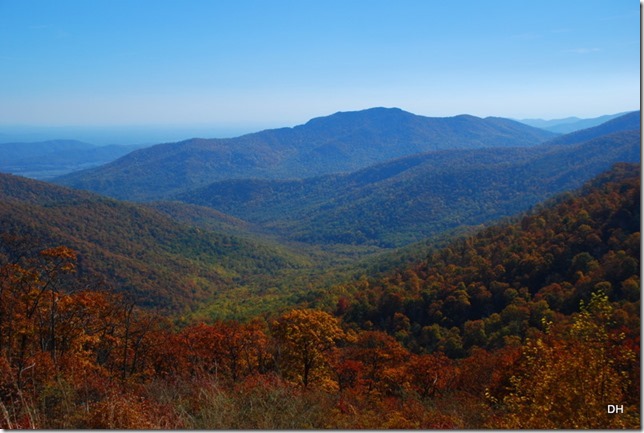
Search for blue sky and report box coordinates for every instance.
[0,0,639,135]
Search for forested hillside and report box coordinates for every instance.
[53,108,556,200]
[0,164,638,429]
[2,111,637,318]
[0,173,309,312]
[179,127,639,247]
[332,163,640,354]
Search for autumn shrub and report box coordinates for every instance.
[86,390,161,429]
[177,373,331,429]
[328,390,468,429]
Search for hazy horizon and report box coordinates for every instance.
[0,107,637,146]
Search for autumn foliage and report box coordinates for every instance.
[0,164,639,428]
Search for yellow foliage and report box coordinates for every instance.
[497,292,639,429]
[272,309,344,388]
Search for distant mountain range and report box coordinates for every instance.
[0,107,640,315]
[178,127,640,247]
[0,124,258,146]
[544,111,640,146]
[55,108,640,249]
[54,108,557,200]
[518,111,634,133]
[0,140,145,179]
[3,109,633,184]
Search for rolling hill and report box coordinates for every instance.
[544,110,640,146]
[177,115,640,248]
[5,108,638,317]
[0,173,310,312]
[53,108,557,200]
[332,161,640,357]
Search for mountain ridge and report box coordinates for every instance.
[0,109,639,317]
[53,108,557,201]
[545,110,640,146]
[518,111,633,133]
[177,114,640,248]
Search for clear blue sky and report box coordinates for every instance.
[0,0,639,133]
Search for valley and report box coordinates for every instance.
[0,108,640,317]
[2,0,638,427]
[0,107,639,428]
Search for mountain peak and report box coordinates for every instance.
[301,107,411,127]
[54,109,556,201]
